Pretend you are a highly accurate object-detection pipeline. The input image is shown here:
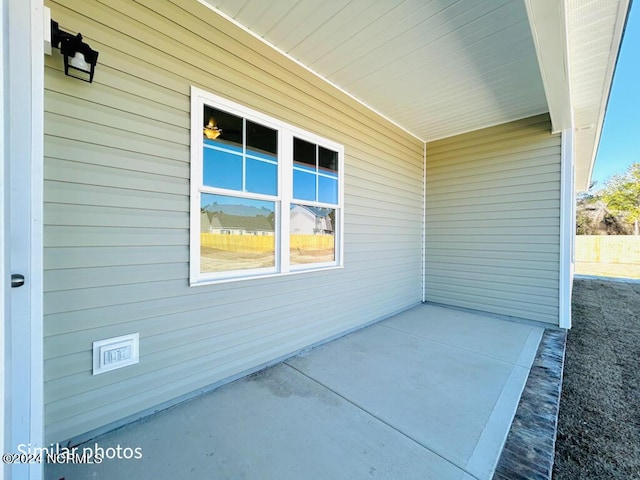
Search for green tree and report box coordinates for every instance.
[576,182,601,234]
[602,163,640,235]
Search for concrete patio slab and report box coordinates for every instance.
[379,304,543,366]
[288,307,543,478]
[45,304,544,480]
[47,363,473,480]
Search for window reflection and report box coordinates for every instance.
[200,193,276,273]
[247,120,277,158]
[203,147,243,191]
[203,106,243,148]
[318,176,338,204]
[293,170,316,201]
[293,137,339,205]
[203,106,278,196]
[246,158,277,196]
[293,137,316,167]
[290,204,335,265]
[319,146,338,173]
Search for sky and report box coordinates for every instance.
[591,1,640,188]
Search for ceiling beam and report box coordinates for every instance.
[524,0,573,134]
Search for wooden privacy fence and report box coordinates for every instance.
[201,233,274,252]
[576,236,640,264]
[201,233,333,252]
[290,234,334,251]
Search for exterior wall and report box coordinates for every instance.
[43,0,424,443]
[425,114,561,324]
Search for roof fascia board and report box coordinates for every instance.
[524,0,572,134]
[582,0,632,190]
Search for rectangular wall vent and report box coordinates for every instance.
[93,333,139,375]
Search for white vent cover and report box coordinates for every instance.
[93,333,139,375]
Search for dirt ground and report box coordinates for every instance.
[201,247,275,272]
[290,248,334,265]
[200,246,334,272]
[553,278,640,479]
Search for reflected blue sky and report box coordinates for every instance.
[204,142,277,196]
[201,193,275,212]
[204,139,339,205]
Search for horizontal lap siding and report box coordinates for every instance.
[425,114,560,324]
[43,0,424,443]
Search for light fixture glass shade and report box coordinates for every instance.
[68,51,90,72]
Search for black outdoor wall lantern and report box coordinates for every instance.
[51,20,99,83]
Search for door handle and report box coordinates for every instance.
[11,274,25,288]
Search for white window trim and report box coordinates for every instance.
[190,86,344,286]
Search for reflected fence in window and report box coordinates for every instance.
[199,232,334,272]
[201,233,275,252]
[200,232,276,273]
[290,234,335,265]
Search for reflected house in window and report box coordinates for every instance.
[201,204,275,236]
[290,205,334,235]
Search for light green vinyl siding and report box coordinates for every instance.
[43,0,423,443]
[425,114,561,324]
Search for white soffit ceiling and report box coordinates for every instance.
[204,0,548,142]
[566,0,630,191]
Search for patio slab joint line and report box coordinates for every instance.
[379,323,536,368]
[282,361,482,480]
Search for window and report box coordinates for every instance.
[190,87,344,284]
